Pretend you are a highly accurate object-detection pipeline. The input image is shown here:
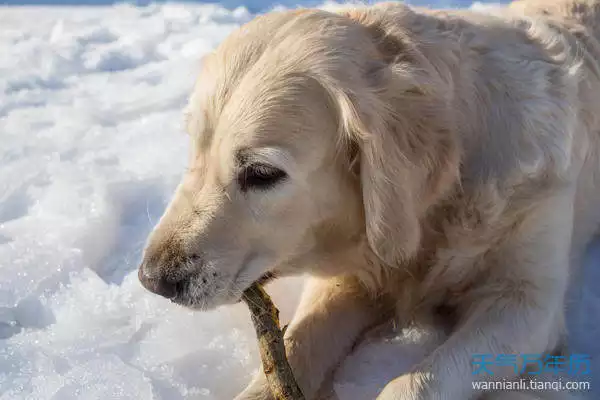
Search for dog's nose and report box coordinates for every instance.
[138,265,177,299]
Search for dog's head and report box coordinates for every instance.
[138,7,459,309]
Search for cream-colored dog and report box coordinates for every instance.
[138,0,600,399]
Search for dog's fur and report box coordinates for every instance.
[139,1,600,399]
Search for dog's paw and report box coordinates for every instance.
[234,372,274,400]
[233,385,273,400]
[376,372,431,400]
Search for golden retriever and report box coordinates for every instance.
[138,0,600,399]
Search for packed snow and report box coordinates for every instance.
[0,1,598,399]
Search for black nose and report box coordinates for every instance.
[138,265,177,299]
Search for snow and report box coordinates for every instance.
[0,1,598,399]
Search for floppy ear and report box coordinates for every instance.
[319,26,460,266]
[356,73,459,266]
[358,112,425,266]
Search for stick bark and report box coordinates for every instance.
[242,283,306,400]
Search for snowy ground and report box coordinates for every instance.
[0,1,598,399]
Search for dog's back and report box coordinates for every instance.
[510,0,600,260]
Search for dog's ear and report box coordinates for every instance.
[321,78,458,266]
[357,71,459,266]
[319,22,459,266]
[359,112,424,266]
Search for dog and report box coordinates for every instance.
[138,1,600,398]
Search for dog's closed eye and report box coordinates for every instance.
[238,163,287,192]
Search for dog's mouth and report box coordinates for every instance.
[256,271,276,286]
[169,270,278,309]
[234,271,276,303]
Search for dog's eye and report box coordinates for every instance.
[238,163,287,192]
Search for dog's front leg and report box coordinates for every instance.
[236,274,385,400]
[377,193,573,400]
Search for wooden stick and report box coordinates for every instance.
[242,283,306,400]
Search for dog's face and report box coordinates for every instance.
[138,9,457,309]
[138,41,364,309]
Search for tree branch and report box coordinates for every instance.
[242,283,306,400]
